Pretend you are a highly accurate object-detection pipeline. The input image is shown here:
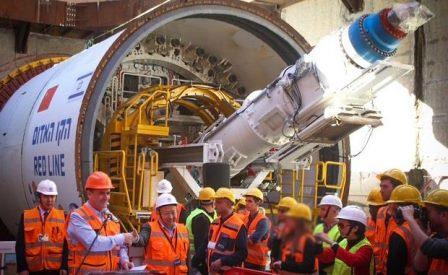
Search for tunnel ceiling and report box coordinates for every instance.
[151,18,288,94]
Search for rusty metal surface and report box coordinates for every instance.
[0,0,67,26]
[75,0,165,30]
[0,0,164,30]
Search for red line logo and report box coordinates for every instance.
[38,85,58,112]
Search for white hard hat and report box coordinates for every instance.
[36,180,58,196]
[155,193,178,209]
[156,179,173,194]
[318,195,343,209]
[337,205,367,226]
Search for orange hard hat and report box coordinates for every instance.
[85,171,114,190]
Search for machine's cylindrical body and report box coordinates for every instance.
[203,2,433,176]
[0,33,121,230]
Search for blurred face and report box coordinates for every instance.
[369,205,380,221]
[158,205,177,228]
[245,196,259,212]
[425,204,448,233]
[338,219,357,239]
[201,200,215,210]
[87,189,111,211]
[215,198,232,215]
[39,194,56,211]
[319,205,340,222]
[389,203,398,215]
[237,205,248,215]
[284,216,296,234]
[278,207,289,222]
[380,179,394,201]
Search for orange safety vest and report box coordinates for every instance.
[208,213,245,270]
[235,212,247,221]
[428,257,448,275]
[427,236,448,275]
[23,207,65,272]
[365,218,376,244]
[151,203,185,223]
[280,233,319,274]
[373,205,398,274]
[67,204,120,275]
[391,222,416,275]
[243,211,270,268]
[144,221,189,274]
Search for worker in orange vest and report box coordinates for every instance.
[380,184,424,275]
[66,172,136,274]
[272,202,322,274]
[365,188,385,244]
[400,189,448,274]
[16,179,68,275]
[207,188,248,273]
[150,179,188,223]
[242,188,271,271]
[133,193,189,273]
[269,197,297,267]
[373,168,407,274]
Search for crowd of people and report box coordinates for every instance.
[15,168,448,274]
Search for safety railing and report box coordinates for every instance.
[93,148,159,227]
[93,150,133,215]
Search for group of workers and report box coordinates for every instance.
[15,168,448,275]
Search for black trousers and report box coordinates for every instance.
[30,270,61,275]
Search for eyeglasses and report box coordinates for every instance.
[337,222,350,229]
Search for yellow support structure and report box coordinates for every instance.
[97,84,240,229]
[93,150,133,215]
[312,161,347,224]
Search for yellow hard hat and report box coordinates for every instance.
[424,189,448,208]
[198,187,215,201]
[276,197,297,209]
[244,188,264,201]
[237,197,247,206]
[214,188,235,204]
[377,168,407,185]
[286,203,312,221]
[387,184,422,205]
[367,188,385,206]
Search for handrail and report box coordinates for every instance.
[137,152,145,211]
[93,150,133,214]
[313,161,347,221]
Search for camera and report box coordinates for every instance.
[396,205,427,225]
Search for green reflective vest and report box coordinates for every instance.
[313,223,341,274]
[332,237,373,275]
[313,223,341,247]
[185,208,217,252]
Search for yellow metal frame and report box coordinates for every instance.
[96,84,240,229]
[93,150,133,214]
[312,161,347,223]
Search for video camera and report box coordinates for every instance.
[395,205,428,225]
